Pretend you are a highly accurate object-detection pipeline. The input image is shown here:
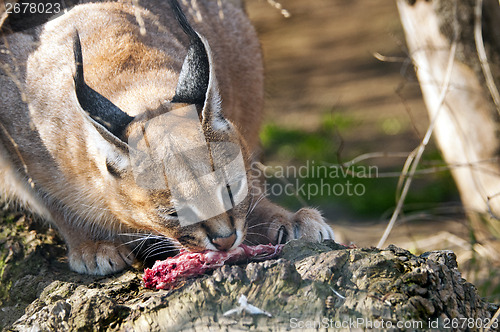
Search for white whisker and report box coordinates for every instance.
[246,192,268,219]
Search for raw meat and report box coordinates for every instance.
[143,243,284,290]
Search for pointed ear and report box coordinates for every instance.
[169,0,229,131]
[73,31,135,140]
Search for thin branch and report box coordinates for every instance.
[372,52,407,63]
[373,50,423,138]
[325,153,500,178]
[0,0,11,30]
[0,24,33,188]
[132,0,147,35]
[474,0,500,116]
[486,191,500,221]
[395,82,423,139]
[266,0,291,18]
[216,0,224,20]
[0,13,7,31]
[336,151,411,168]
[0,122,34,188]
[485,306,500,332]
[377,12,459,248]
[395,147,417,202]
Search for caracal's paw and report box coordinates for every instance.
[68,241,135,275]
[268,208,335,244]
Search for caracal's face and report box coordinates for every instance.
[107,103,253,252]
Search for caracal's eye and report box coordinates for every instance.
[227,176,248,206]
[277,225,288,245]
[158,207,179,221]
[105,154,129,178]
[106,160,123,178]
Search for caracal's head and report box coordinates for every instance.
[71,2,252,252]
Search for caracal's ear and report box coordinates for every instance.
[169,0,230,132]
[73,30,132,176]
[73,30,135,144]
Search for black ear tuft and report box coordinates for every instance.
[169,0,210,106]
[73,31,134,139]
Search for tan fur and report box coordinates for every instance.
[0,0,334,275]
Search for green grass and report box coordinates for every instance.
[260,123,337,163]
[259,115,459,219]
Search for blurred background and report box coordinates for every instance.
[246,0,498,301]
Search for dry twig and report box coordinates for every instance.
[265,0,290,18]
[377,2,459,248]
[485,306,500,332]
[474,0,500,116]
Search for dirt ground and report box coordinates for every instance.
[247,0,428,148]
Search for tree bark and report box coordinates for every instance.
[0,215,496,331]
[397,0,500,244]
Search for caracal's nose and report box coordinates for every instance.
[211,232,237,251]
